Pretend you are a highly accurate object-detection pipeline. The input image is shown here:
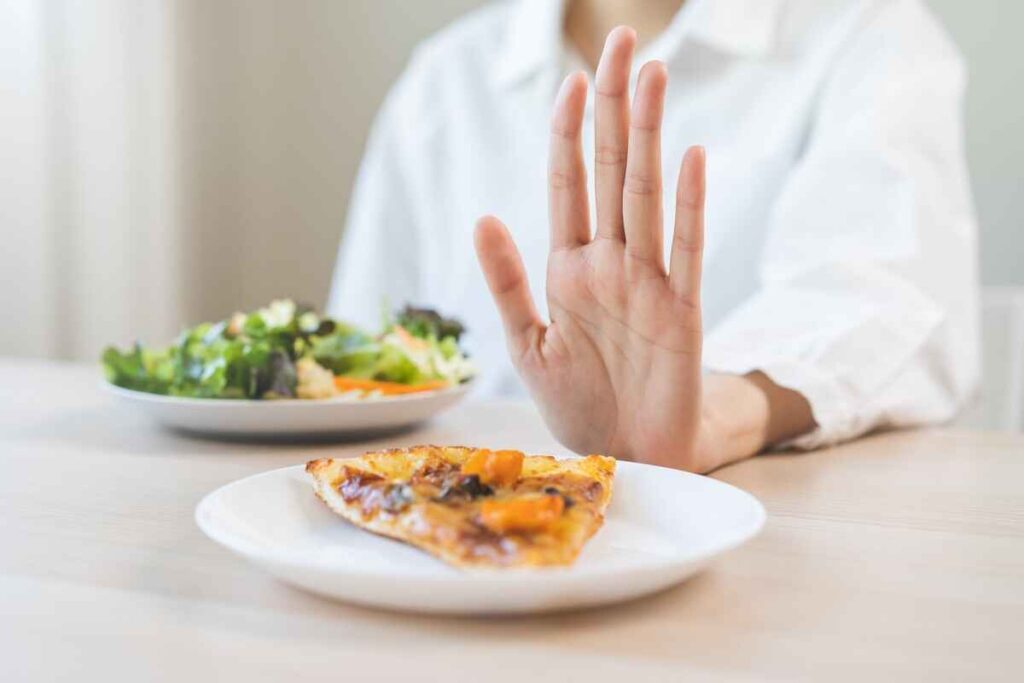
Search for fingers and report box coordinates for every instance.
[549,71,591,251]
[474,215,544,357]
[622,61,668,269]
[593,26,635,242]
[668,146,706,304]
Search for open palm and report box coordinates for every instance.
[475,28,710,469]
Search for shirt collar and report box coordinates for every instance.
[493,0,565,87]
[685,0,783,57]
[493,0,783,88]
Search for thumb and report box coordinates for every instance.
[473,215,544,358]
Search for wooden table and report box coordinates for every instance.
[2,360,1022,681]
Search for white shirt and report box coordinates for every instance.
[328,0,979,449]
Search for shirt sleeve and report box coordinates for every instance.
[325,69,424,330]
[702,0,980,449]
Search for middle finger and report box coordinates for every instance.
[622,61,668,271]
[593,26,636,242]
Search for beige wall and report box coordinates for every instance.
[927,0,1024,286]
[175,0,487,324]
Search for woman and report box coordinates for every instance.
[328,0,978,472]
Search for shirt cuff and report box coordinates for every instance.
[702,358,857,451]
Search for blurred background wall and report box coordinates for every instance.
[1,0,1021,361]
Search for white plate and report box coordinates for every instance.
[195,459,766,614]
[104,382,471,437]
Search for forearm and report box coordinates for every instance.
[697,372,816,471]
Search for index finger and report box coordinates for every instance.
[668,146,706,304]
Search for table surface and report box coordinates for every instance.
[2,360,1022,682]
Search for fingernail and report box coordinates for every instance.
[607,25,637,46]
[559,71,586,98]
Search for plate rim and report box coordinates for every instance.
[195,460,767,582]
[102,378,474,407]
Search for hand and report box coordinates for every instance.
[475,28,810,471]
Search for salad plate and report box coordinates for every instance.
[195,458,766,614]
[102,300,476,436]
[105,381,472,436]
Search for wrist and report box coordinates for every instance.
[697,373,772,468]
[696,371,817,471]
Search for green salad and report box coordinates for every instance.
[102,300,475,400]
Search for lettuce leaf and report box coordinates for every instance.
[101,299,473,398]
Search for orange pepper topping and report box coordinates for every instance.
[478,495,565,534]
[461,448,524,487]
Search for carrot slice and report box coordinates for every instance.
[333,376,449,396]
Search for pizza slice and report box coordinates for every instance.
[306,445,615,568]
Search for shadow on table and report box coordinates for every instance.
[12,400,424,457]
[164,423,419,446]
[248,566,729,662]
